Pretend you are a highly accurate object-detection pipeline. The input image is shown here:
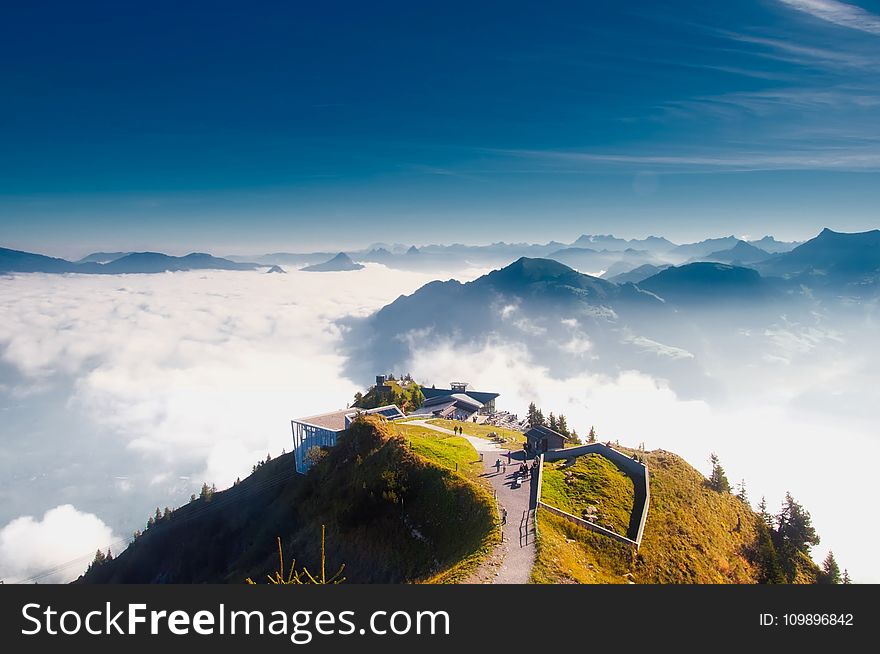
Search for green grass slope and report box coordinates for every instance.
[540,455,635,536]
[427,419,525,446]
[533,448,817,584]
[78,416,496,584]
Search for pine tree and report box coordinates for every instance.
[548,412,557,431]
[777,492,820,553]
[842,569,851,584]
[557,414,569,437]
[527,402,539,427]
[758,496,773,529]
[818,551,841,584]
[588,426,597,443]
[750,521,785,584]
[736,478,748,503]
[570,429,581,445]
[708,453,731,493]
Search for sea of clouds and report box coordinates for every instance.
[0,265,876,582]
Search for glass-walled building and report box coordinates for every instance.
[291,405,405,474]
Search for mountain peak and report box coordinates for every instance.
[302,252,364,272]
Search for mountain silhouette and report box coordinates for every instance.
[0,247,259,274]
[747,236,799,254]
[76,252,132,264]
[302,252,365,272]
[100,252,258,273]
[0,247,81,273]
[638,262,773,304]
[671,236,740,260]
[341,257,674,384]
[607,263,672,284]
[756,228,880,287]
[693,240,771,265]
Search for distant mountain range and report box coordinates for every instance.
[4,229,869,286]
[224,232,802,273]
[0,247,260,274]
[342,228,878,391]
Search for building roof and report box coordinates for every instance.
[422,387,500,404]
[525,424,569,442]
[294,404,404,431]
[410,400,456,416]
[423,392,483,410]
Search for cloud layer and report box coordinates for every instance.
[1,264,876,582]
[0,504,117,583]
[0,265,485,581]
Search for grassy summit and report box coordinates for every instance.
[540,454,635,537]
[532,447,819,584]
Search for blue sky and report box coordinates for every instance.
[1,0,879,256]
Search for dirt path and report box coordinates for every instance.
[409,420,537,584]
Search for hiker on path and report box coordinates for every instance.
[506,450,511,464]
[495,458,502,473]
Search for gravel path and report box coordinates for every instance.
[409,420,537,584]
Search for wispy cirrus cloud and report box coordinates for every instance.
[725,32,876,69]
[491,146,880,173]
[779,0,880,35]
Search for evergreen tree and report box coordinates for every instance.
[818,551,841,584]
[842,569,851,584]
[749,521,785,584]
[736,478,748,503]
[588,426,597,443]
[535,409,545,426]
[527,402,539,427]
[548,412,557,431]
[758,496,773,529]
[557,414,569,437]
[708,453,731,493]
[776,492,820,553]
[570,429,581,445]
[199,482,215,502]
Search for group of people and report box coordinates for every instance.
[494,456,539,486]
